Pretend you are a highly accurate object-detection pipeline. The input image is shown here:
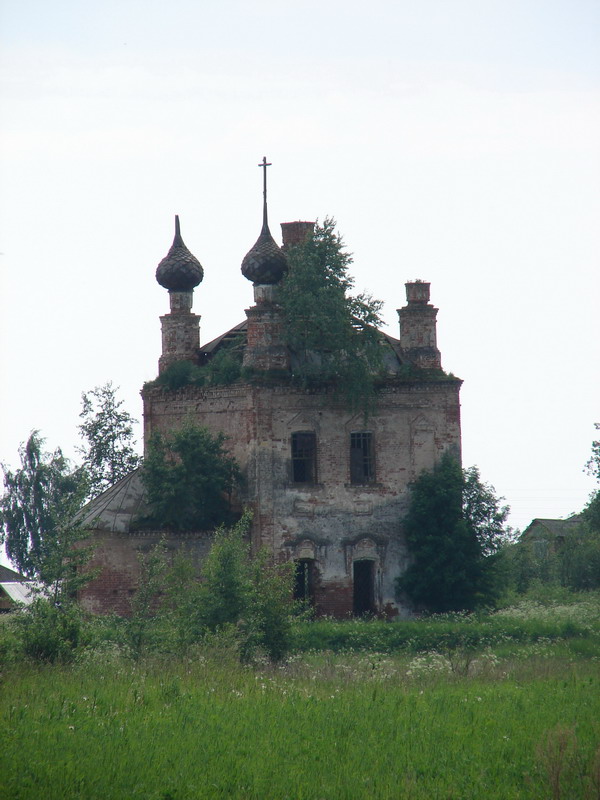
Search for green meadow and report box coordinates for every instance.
[1,597,600,800]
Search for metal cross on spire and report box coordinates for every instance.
[258,156,272,231]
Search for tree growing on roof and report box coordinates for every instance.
[279,217,384,411]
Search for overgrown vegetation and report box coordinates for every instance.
[1,594,599,799]
[1,383,141,582]
[78,381,140,497]
[280,217,385,412]
[145,335,244,391]
[139,424,241,532]
[500,526,600,595]
[0,431,88,580]
[498,424,600,595]
[397,452,512,613]
[0,513,296,666]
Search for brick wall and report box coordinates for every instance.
[79,531,214,616]
[139,376,461,617]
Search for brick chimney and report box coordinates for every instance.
[397,281,442,369]
[280,221,315,249]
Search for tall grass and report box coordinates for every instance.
[1,593,599,798]
[1,648,599,799]
[292,595,600,654]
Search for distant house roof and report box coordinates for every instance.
[0,566,38,607]
[520,514,584,542]
[0,564,27,582]
[76,468,147,534]
[0,582,36,605]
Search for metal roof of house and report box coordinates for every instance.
[0,582,36,605]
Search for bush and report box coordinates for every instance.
[245,550,294,662]
[194,513,295,662]
[146,337,244,391]
[12,598,88,663]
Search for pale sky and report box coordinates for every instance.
[1,0,599,551]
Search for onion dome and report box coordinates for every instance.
[241,156,288,285]
[241,222,288,285]
[156,216,203,291]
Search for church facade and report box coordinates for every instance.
[79,186,462,618]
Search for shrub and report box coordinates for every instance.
[12,598,88,663]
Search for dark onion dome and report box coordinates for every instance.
[156,216,203,291]
[241,222,288,285]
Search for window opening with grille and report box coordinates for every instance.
[291,432,317,483]
[350,431,375,484]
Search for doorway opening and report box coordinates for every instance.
[294,559,316,606]
[353,559,376,616]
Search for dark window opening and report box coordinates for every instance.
[292,432,317,483]
[350,432,375,484]
[353,559,376,616]
[294,559,316,605]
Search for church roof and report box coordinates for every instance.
[240,156,288,285]
[199,320,409,374]
[241,223,288,285]
[156,216,204,291]
[76,468,147,533]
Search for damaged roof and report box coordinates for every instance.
[76,468,147,534]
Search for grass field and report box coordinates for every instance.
[1,598,600,799]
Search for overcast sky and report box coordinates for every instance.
[1,0,599,552]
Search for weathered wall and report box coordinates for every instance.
[141,377,461,617]
[79,531,214,616]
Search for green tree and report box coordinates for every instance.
[194,512,294,662]
[584,423,600,532]
[246,546,294,662]
[396,452,499,613]
[279,217,384,411]
[585,422,600,481]
[463,466,513,555]
[0,431,88,581]
[78,382,140,497]
[195,512,253,632]
[126,538,169,659]
[140,424,241,531]
[128,513,295,662]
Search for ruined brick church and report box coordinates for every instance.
[79,167,462,618]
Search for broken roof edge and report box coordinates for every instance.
[75,468,147,534]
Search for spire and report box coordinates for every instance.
[260,155,271,233]
[241,157,288,285]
